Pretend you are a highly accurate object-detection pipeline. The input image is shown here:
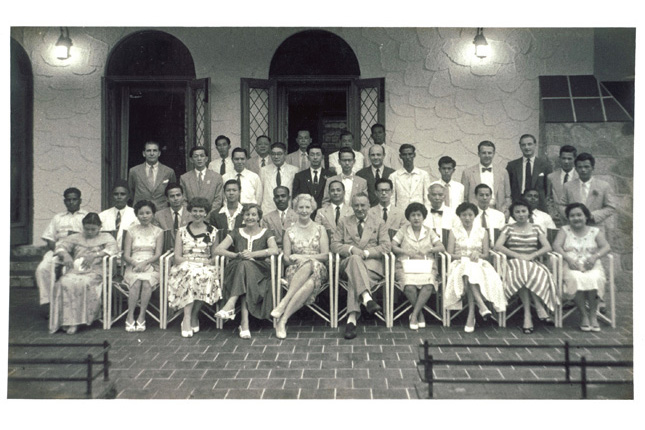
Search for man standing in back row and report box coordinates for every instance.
[506,134,552,211]
[461,140,511,215]
[180,145,224,212]
[128,141,177,210]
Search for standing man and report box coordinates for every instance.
[331,193,390,340]
[128,141,177,210]
[260,142,299,214]
[322,147,368,207]
[247,135,273,175]
[208,179,245,235]
[261,186,298,249]
[506,134,552,210]
[461,140,512,215]
[431,156,464,209]
[367,178,407,238]
[315,180,354,233]
[292,143,332,213]
[99,180,138,249]
[286,129,313,171]
[328,131,364,176]
[180,145,224,213]
[222,147,263,205]
[35,187,87,312]
[472,184,506,246]
[547,145,578,226]
[390,144,432,209]
[423,183,457,235]
[356,144,395,207]
[509,188,556,234]
[361,123,400,170]
[155,183,192,247]
[208,135,235,176]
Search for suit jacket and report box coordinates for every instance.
[286,150,311,171]
[331,212,391,258]
[506,157,552,210]
[292,167,333,211]
[461,163,512,213]
[260,208,299,248]
[356,165,396,207]
[180,169,224,213]
[561,177,616,227]
[128,162,177,210]
[154,205,192,231]
[321,174,369,207]
[247,154,273,176]
[314,203,353,234]
[546,168,578,224]
[367,204,407,238]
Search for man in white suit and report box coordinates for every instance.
[390,144,432,209]
[128,141,177,210]
[547,145,578,226]
[461,140,511,215]
[260,142,299,214]
[180,145,224,212]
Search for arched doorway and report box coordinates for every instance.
[241,30,384,160]
[11,38,34,246]
[103,30,209,208]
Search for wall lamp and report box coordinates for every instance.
[55,27,73,60]
[473,28,490,59]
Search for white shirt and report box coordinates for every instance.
[208,156,235,175]
[474,206,506,246]
[146,162,158,185]
[340,174,355,207]
[479,164,495,204]
[99,206,139,249]
[580,177,593,202]
[431,180,465,209]
[390,167,432,209]
[223,169,263,205]
[423,204,457,233]
[509,209,556,234]
[219,204,243,231]
[328,150,364,176]
[259,163,299,214]
[42,210,88,243]
[559,168,577,186]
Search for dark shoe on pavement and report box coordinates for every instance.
[365,300,382,315]
[344,322,357,340]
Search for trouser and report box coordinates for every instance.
[339,255,384,315]
[35,251,55,305]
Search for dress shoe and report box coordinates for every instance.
[191,324,200,334]
[270,308,284,319]
[275,325,287,339]
[344,322,357,340]
[580,325,591,332]
[521,326,534,335]
[238,326,252,339]
[464,324,475,333]
[181,329,193,338]
[65,325,78,335]
[215,309,236,321]
[417,321,426,328]
[365,300,382,315]
[479,309,492,322]
[590,325,601,332]
[409,315,419,330]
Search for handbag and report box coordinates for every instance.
[401,258,434,274]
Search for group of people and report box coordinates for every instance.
[37,124,615,338]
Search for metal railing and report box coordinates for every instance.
[8,341,112,397]
[416,341,633,399]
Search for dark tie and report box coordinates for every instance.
[357,220,364,237]
[335,206,341,225]
[431,209,443,215]
[524,159,532,192]
[564,172,569,184]
[261,158,266,167]
[375,168,381,181]
[173,211,180,232]
[313,170,319,185]
[236,173,242,187]
[481,210,488,229]
[276,167,281,187]
[280,211,285,226]
[220,160,226,175]
[115,210,121,233]
[482,167,492,173]
[382,207,388,222]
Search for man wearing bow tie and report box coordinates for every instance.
[423,183,457,235]
[461,140,512,215]
[321,147,368,207]
[506,134,552,211]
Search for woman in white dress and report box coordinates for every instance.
[553,203,610,332]
[444,202,506,332]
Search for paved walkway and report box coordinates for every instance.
[7,288,633,399]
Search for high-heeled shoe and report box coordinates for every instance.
[135,320,146,332]
[409,315,419,330]
[192,323,200,333]
[125,321,136,332]
[479,309,492,322]
[238,326,251,339]
[215,309,236,321]
[464,324,475,333]
[275,324,287,339]
[270,308,284,319]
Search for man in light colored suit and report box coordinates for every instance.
[547,145,578,226]
[423,183,457,235]
[315,180,353,234]
[561,153,616,229]
[506,134,552,211]
[431,156,464,209]
[322,147,368,207]
[331,193,391,340]
[367,178,407,238]
[360,123,401,170]
[390,144,432,209]
[99,180,138,249]
[473,184,506,246]
[223,147,262,205]
[260,142,299,214]
[328,131,364,175]
[356,144,395,207]
[208,135,235,176]
[286,129,313,171]
[180,145,224,213]
[247,135,273,176]
[461,140,512,215]
[260,186,298,249]
[154,183,192,248]
[128,141,177,210]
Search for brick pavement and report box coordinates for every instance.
[7,288,633,399]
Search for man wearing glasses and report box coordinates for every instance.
[260,142,298,214]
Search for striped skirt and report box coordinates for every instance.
[505,259,558,312]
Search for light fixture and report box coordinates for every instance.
[473,28,490,59]
[55,27,73,60]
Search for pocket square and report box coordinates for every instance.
[162,179,169,184]
[539,172,544,176]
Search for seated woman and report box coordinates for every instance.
[122,200,164,332]
[49,213,118,334]
[444,202,506,333]
[214,204,279,339]
[167,197,221,338]
[494,199,558,334]
[553,203,610,332]
[392,202,446,330]
[270,194,329,339]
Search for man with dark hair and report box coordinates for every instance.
[223,147,262,205]
[286,129,314,171]
[461,140,511,214]
[260,142,298,214]
[356,144,395,207]
[292,143,332,213]
[35,187,87,312]
[361,123,400,170]
[180,145,224,213]
[154,183,191,247]
[261,186,298,249]
[208,135,235,176]
[322,147,368,207]
[431,156,464,209]
[508,188,556,233]
[506,134,552,211]
[390,144,432,208]
[328,131,364,175]
[367,178,406,237]
[547,145,578,225]
[99,180,138,249]
[208,179,244,235]
[247,135,273,175]
[315,180,353,232]
[472,183,506,246]
[128,140,177,210]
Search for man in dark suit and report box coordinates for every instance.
[180,145,224,212]
[128,141,177,210]
[292,143,332,216]
[506,134,552,211]
[356,144,395,207]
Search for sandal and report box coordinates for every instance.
[125,321,136,332]
[521,326,534,335]
[238,326,251,339]
[215,309,236,321]
[135,320,146,332]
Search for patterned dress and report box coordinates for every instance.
[49,232,119,334]
[222,228,275,320]
[167,223,221,310]
[392,225,441,287]
[443,224,506,312]
[501,224,558,312]
[123,224,163,289]
[284,223,329,306]
[560,226,606,300]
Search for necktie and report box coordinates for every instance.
[147,165,155,187]
[564,172,569,184]
[382,207,388,222]
[261,158,266,167]
[357,220,364,237]
[220,160,226,175]
[375,168,381,181]
[524,159,532,193]
[481,210,488,229]
[236,173,242,187]
[335,206,341,225]
[313,170,319,185]
[173,211,180,232]
[280,211,285,225]
[198,171,204,190]
[301,152,307,169]
[444,183,451,207]
[115,210,121,233]
[482,167,492,173]
[431,209,443,215]
[276,167,281,186]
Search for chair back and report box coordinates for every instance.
[547,228,559,245]
[162,229,175,252]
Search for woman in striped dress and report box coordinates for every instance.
[494,199,558,334]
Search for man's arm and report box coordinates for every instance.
[365,219,391,258]
[212,176,224,213]
[330,218,352,257]
[501,168,512,214]
[460,168,470,203]
[590,182,617,225]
